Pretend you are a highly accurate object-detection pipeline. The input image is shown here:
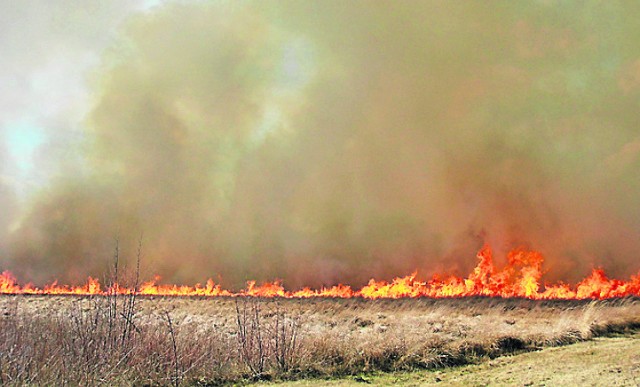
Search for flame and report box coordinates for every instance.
[2,245,639,299]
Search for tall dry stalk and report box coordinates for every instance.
[164,311,181,387]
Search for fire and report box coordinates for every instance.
[2,245,639,299]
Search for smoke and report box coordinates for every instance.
[0,136,17,253]
[5,1,640,287]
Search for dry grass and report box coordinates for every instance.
[274,333,640,386]
[0,295,639,385]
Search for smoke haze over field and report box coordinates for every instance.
[2,1,640,288]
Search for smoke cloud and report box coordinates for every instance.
[4,1,640,288]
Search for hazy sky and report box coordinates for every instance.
[2,1,640,288]
[1,0,160,192]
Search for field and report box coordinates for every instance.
[1,295,639,385]
[277,333,640,386]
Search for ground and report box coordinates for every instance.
[0,295,638,385]
[269,333,640,386]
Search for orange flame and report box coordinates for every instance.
[1,245,639,299]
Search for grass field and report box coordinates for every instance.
[1,295,639,385]
[272,333,640,386]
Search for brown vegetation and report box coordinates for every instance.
[0,294,638,385]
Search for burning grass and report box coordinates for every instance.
[0,295,639,385]
[3,246,640,300]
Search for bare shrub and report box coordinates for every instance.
[271,302,300,372]
[235,298,268,377]
[234,298,301,379]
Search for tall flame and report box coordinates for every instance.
[2,245,639,299]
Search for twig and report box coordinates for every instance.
[164,311,180,387]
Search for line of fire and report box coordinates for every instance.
[2,245,639,300]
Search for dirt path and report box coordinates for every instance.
[271,334,640,386]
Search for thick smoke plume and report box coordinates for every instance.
[4,1,640,288]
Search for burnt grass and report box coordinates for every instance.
[0,294,639,385]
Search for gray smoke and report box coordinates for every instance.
[4,1,640,288]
